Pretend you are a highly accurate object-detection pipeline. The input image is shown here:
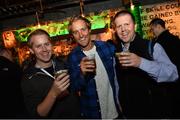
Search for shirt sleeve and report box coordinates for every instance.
[139,43,179,83]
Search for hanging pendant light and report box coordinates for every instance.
[36,11,41,28]
[130,0,135,10]
[35,0,44,28]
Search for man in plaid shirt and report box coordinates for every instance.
[67,16,121,119]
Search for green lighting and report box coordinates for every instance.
[13,11,109,42]
[129,3,143,37]
[87,15,106,30]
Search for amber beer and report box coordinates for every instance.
[87,54,96,73]
[116,50,130,69]
[54,69,68,78]
[54,69,69,99]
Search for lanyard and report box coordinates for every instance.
[38,60,56,79]
[40,68,55,79]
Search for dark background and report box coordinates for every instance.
[0,0,177,31]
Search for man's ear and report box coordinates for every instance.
[135,24,137,31]
[157,24,162,29]
[89,28,91,33]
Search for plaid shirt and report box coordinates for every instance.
[67,41,120,118]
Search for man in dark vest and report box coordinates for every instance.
[150,18,180,118]
[112,10,178,118]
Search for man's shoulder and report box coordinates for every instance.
[23,66,38,78]
[0,56,12,65]
[67,46,82,64]
[160,30,179,40]
[94,40,109,45]
[94,40,116,56]
[70,46,81,54]
[94,40,115,48]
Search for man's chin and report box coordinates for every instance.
[121,39,130,43]
[41,58,51,63]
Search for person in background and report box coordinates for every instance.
[21,29,81,118]
[67,16,121,119]
[112,10,178,118]
[0,46,26,118]
[150,18,180,118]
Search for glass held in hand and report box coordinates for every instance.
[116,50,130,69]
[87,54,95,60]
[54,69,68,78]
[54,69,70,99]
[86,54,96,73]
[115,49,130,58]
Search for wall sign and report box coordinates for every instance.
[141,1,180,40]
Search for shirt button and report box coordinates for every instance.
[97,100,99,102]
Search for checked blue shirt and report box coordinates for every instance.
[67,41,120,118]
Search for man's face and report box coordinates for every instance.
[71,19,91,50]
[114,14,135,43]
[150,24,160,37]
[30,34,52,65]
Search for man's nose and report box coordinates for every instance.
[41,45,47,51]
[79,30,83,37]
[121,26,126,31]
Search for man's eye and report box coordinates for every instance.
[72,31,78,35]
[45,43,50,46]
[124,23,129,26]
[35,45,41,48]
[81,27,87,31]
[116,25,121,29]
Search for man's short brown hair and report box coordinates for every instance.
[27,29,50,47]
[68,16,91,34]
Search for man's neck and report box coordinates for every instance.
[123,33,136,48]
[82,41,94,51]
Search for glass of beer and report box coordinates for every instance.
[54,69,68,78]
[87,54,96,73]
[116,50,130,69]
